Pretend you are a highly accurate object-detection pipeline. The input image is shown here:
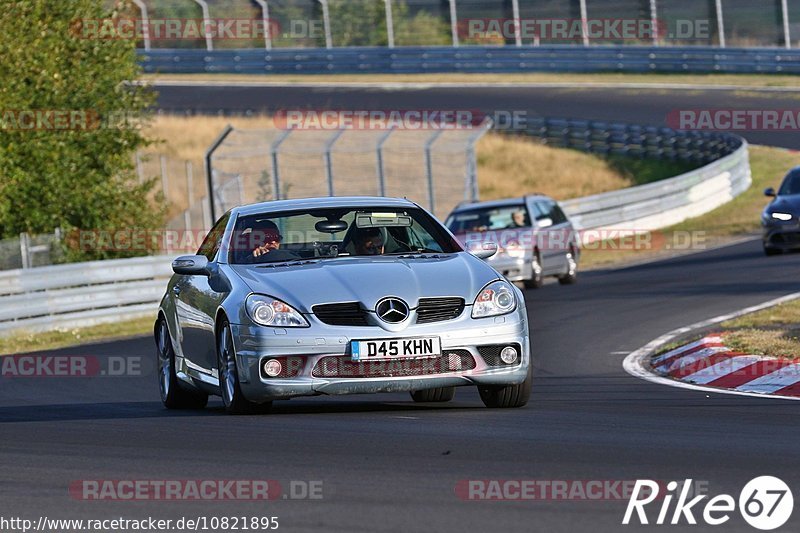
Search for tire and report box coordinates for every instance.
[558,248,578,285]
[410,387,456,403]
[217,320,272,415]
[523,252,544,289]
[478,366,532,408]
[156,319,208,410]
[764,246,781,256]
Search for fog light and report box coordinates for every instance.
[263,359,283,377]
[500,346,518,364]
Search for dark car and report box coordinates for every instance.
[762,166,800,255]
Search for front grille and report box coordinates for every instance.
[312,350,475,378]
[771,232,800,245]
[416,297,465,324]
[313,302,369,326]
[478,344,522,366]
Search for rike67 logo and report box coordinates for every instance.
[623,477,793,530]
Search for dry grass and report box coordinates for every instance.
[724,328,800,359]
[0,316,154,356]
[142,72,800,88]
[475,133,635,200]
[723,299,800,330]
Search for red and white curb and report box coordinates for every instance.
[623,292,800,401]
[651,335,800,397]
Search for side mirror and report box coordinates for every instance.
[537,217,554,229]
[466,241,498,260]
[172,255,210,276]
[764,187,777,197]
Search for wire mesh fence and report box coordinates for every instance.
[0,231,64,271]
[122,0,800,50]
[205,121,492,222]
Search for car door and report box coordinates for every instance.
[175,214,230,376]
[541,200,572,274]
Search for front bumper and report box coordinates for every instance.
[229,306,530,402]
[763,223,800,250]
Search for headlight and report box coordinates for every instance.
[472,280,517,318]
[503,239,526,258]
[771,212,793,221]
[246,294,309,327]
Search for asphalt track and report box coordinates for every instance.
[2,238,800,532]
[153,83,800,149]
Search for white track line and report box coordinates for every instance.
[622,291,800,401]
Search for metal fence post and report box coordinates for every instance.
[192,0,214,51]
[649,0,659,46]
[782,0,791,49]
[385,0,395,48]
[448,0,459,47]
[511,0,522,47]
[160,155,169,199]
[19,233,29,269]
[270,129,293,200]
[324,129,346,197]
[715,0,726,47]
[424,130,444,213]
[253,0,273,50]
[375,127,395,196]
[185,160,194,215]
[132,0,151,51]
[201,196,212,232]
[205,125,234,222]
[464,118,493,202]
[318,0,333,49]
[579,0,590,46]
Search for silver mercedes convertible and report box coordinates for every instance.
[155,197,531,414]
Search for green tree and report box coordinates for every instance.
[0,0,163,261]
[326,0,450,47]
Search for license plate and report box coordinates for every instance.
[351,337,441,361]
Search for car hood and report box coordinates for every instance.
[229,253,500,313]
[768,195,800,214]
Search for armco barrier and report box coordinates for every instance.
[0,256,172,334]
[0,122,750,336]
[137,45,800,75]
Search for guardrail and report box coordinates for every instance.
[519,118,751,236]
[0,120,751,337]
[0,256,172,334]
[138,45,800,75]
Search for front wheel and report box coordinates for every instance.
[410,387,456,403]
[764,246,781,256]
[217,320,272,415]
[156,319,208,410]
[478,367,532,408]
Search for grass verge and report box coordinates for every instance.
[0,316,154,356]
[721,299,800,359]
[141,72,800,89]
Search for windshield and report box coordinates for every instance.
[445,204,530,234]
[778,169,800,196]
[229,207,461,265]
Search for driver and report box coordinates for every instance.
[237,219,297,263]
[353,228,385,256]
